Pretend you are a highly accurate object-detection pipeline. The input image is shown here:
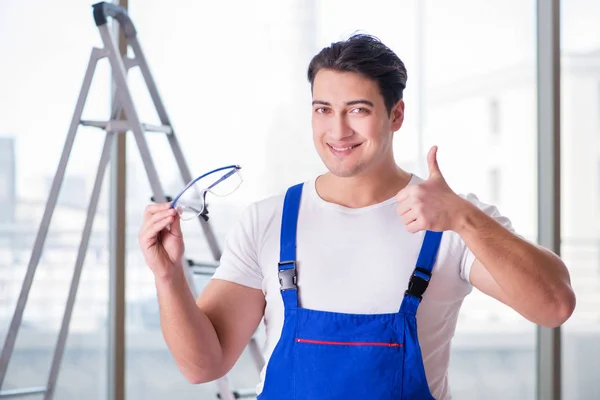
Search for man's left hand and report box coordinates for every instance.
[395,146,471,233]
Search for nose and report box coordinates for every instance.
[329,115,354,140]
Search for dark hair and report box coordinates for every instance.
[307,34,407,116]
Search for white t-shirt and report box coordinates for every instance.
[212,174,514,400]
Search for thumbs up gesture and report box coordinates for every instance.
[395,146,469,233]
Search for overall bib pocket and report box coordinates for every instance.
[293,335,405,399]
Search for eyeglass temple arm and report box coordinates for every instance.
[207,168,238,191]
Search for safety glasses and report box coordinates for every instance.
[170,165,242,221]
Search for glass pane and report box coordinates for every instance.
[561,1,600,399]
[423,1,537,398]
[0,1,109,399]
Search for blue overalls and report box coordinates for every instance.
[258,183,443,400]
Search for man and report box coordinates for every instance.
[138,34,575,399]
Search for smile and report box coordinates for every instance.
[327,143,362,153]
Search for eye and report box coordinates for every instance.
[314,107,330,114]
[350,107,370,114]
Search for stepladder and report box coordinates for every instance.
[0,2,263,399]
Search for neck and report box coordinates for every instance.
[315,163,412,208]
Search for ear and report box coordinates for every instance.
[391,100,405,132]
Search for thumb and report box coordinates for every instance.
[427,145,443,179]
[169,209,183,237]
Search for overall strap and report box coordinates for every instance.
[278,183,303,310]
[399,230,443,316]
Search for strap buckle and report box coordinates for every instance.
[404,267,432,300]
[278,261,297,291]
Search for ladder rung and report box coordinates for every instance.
[188,259,219,276]
[0,387,47,398]
[192,267,216,276]
[80,120,173,134]
[187,259,219,268]
[142,123,173,134]
[80,119,109,129]
[123,56,139,70]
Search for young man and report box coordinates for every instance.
[138,34,575,399]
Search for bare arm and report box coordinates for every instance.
[156,271,265,383]
[138,202,265,383]
[395,146,575,328]
[457,202,576,327]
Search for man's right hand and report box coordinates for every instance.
[138,202,184,279]
[138,202,266,383]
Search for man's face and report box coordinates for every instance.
[311,69,404,178]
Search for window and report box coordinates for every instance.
[561,1,600,398]
[0,2,110,398]
[423,1,536,398]
[8,0,597,399]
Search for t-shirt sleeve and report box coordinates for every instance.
[211,203,263,290]
[459,193,516,284]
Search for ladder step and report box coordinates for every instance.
[142,123,173,134]
[192,266,217,276]
[187,259,220,268]
[188,259,219,276]
[80,120,173,134]
[0,387,47,398]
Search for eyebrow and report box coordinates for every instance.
[311,99,374,107]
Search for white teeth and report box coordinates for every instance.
[331,144,359,151]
